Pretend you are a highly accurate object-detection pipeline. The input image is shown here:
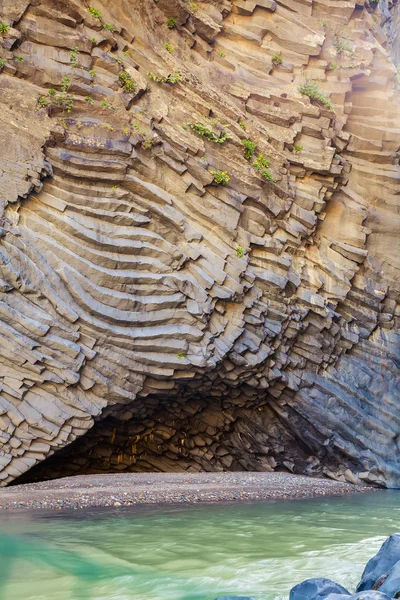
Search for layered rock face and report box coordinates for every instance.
[0,0,399,487]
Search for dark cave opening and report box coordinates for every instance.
[14,387,327,485]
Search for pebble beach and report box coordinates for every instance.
[0,472,373,512]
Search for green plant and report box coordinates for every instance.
[242,138,256,160]
[236,245,245,258]
[186,121,231,143]
[55,93,74,111]
[101,98,112,109]
[333,35,354,55]
[200,155,206,162]
[103,23,115,32]
[0,22,10,34]
[164,42,174,54]
[330,61,338,71]
[87,7,102,19]
[0,58,5,69]
[188,0,197,11]
[321,19,327,27]
[253,154,274,182]
[167,17,177,28]
[84,96,95,104]
[217,50,226,58]
[15,55,24,62]
[177,352,185,359]
[293,144,303,153]
[119,71,136,92]
[61,76,71,92]
[272,52,282,66]
[239,120,246,130]
[142,134,155,149]
[37,77,75,112]
[69,44,79,67]
[89,69,96,77]
[147,71,181,84]
[91,37,97,44]
[102,122,114,131]
[299,80,334,111]
[167,72,181,84]
[211,169,230,185]
[123,50,130,57]
[36,96,50,109]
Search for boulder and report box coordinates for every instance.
[372,559,400,598]
[289,578,350,600]
[357,534,400,591]
[324,593,392,600]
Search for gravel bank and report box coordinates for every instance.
[0,472,373,512]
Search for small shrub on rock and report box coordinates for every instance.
[272,52,282,66]
[0,22,10,34]
[186,121,231,144]
[299,80,334,111]
[148,71,181,84]
[167,17,177,28]
[119,71,136,93]
[253,154,275,182]
[69,45,79,67]
[87,7,102,20]
[242,138,256,160]
[211,169,230,185]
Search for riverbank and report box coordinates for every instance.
[0,472,373,512]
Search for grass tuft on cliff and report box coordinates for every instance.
[299,80,334,112]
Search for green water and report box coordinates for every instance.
[0,491,399,600]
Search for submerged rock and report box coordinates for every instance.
[290,578,350,600]
[357,535,400,592]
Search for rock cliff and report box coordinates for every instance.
[0,0,399,487]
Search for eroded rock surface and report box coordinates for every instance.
[0,0,399,486]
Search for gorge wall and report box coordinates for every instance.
[0,0,399,487]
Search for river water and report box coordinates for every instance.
[0,491,399,600]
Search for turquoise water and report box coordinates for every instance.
[0,491,399,600]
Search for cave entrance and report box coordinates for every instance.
[13,386,317,484]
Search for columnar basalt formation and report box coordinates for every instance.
[0,0,399,487]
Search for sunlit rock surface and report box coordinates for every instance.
[0,0,399,487]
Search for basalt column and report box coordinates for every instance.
[0,0,399,488]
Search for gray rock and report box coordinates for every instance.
[357,534,400,591]
[373,559,400,597]
[324,593,392,600]
[289,578,350,600]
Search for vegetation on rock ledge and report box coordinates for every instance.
[211,169,230,185]
[299,80,334,112]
